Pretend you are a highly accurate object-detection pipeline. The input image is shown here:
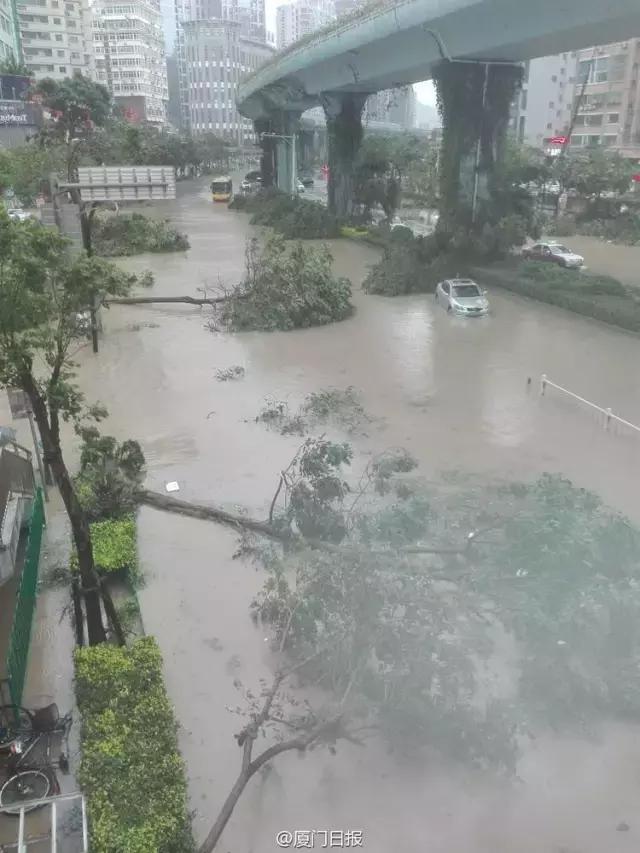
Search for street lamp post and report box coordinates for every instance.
[260,131,297,196]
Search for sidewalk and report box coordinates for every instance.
[0,491,81,851]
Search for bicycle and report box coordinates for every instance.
[0,703,72,814]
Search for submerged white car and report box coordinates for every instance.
[435,278,490,316]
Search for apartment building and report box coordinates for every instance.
[0,0,20,64]
[571,40,640,157]
[509,53,577,149]
[18,0,94,80]
[276,0,333,49]
[93,0,168,123]
[223,0,265,41]
[182,16,272,143]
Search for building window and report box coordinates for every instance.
[608,113,620,124]
[59,65,66,72]
[551,75,557,82]
[548,101,554,109]
[546,122,552,130]
[520,89,527,110]
[603,135,617,147]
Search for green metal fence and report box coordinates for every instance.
[5,488,45,707]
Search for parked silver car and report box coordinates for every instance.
[522,241,584,268]
[435,278,490,316]
[7,208,32,222]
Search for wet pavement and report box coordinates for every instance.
[63,178,640,852]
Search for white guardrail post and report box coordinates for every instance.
[540,375,640,435]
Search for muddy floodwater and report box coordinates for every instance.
[73,180,640,852]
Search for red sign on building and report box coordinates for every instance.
[549,135,569,145]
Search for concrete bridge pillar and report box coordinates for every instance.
[255,118,276,188]
[322,93,367,219]
[268,112,301,195]
[432,60,523,231]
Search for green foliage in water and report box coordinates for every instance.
[92,212,189,256]
[221,236,353,331]
[229,189,341,239]
[362,216,532,297]
[479,261,640,332]
[252,451,640,771]
[75,637,194,853]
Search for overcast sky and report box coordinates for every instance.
[263,0,437,105]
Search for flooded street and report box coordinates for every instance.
[73,179,640,852]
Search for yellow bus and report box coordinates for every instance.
[211,176,232,202]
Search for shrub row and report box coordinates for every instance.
[93,212,190,256]
[70,516,138,582]
[75,637,194,853]
[478,261,640,333]
[547,211,640,245]
[229,189,341,238]
[361,215,532,297]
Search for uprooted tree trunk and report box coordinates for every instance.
[137,489,480,562]
[138,489,285,540]
[106,296,227,307]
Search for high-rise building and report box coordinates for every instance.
[93,0,169,124]
[276,0,333,50]
[18,0,94,81]
[363,86,416,130]
[509,54,577,149]
[0,0,20,64]
[570,40,640,157]
[182,17,273,143]
[223,0,264,40]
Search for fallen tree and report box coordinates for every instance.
[106,295,226,306]
[138,488,284,540]
[88,423,640,849]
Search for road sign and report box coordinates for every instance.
[7,389,29,420]
[76,166,176,202]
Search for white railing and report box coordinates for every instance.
[540,374,640,434]
[0,791,88,853]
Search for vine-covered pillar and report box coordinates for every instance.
[271,111,300,195]
[322,92,367,219]
[255,117,276,187]
[432,61,523,231]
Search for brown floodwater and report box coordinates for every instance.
[72,179,640,852]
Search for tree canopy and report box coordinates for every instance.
[251,439,640,772]
[0,210,145,644]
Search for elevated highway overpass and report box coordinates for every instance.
[237,0,640,218]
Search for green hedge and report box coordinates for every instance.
[230,189,341,238]
[92,213,190,256]
[71,516,138,582]
[75,637,194,853]
[477,262,640,333]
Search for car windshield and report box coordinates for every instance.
[453,284,481,298]
[551,245,571,253]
